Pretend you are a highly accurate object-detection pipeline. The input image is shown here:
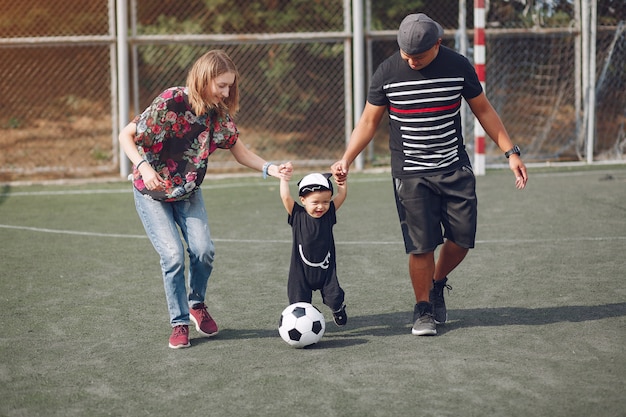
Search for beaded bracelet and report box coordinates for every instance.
[262,161,273,179]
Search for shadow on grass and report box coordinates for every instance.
[327,302,626,337]
[188,302,626,344]
[195,326,372,348]
[441,302,626,333]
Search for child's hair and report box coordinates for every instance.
[186,49,240,117]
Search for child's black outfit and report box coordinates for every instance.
[287,201,345,312]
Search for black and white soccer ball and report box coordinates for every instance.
[278,302,326,348]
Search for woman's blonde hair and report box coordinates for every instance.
[186,49,240,117]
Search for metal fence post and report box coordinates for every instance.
[116,0,130,178]
[352,0,365,170]
[586,0,597,164]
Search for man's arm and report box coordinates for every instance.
[467,93,528,189]
[332,102,386,182]
[467,93,514,153]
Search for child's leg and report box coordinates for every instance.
[287,271,313,304]
[320,271,345,311]
[321,271,347,325]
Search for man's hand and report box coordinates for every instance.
[331,160,348,186]
[509,156,528,189]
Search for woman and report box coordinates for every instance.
[119,50,292,349]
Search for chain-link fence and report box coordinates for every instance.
[128,1,349,170]
[0,0,116,181]
[367,0,626,165]
[1,0,624,182]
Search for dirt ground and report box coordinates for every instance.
[0,120,349,184]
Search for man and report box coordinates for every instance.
[331,13,528,336]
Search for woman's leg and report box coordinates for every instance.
[173,189,215,307]
[134,189,189,326]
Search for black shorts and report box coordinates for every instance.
[393,165,477,254]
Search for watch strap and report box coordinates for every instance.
[505,145,521,158]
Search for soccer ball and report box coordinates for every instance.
[278,302,326,348]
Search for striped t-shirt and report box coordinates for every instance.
[368,46,482,178]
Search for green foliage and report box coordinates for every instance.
[487,0,578,28]
[90,146,111,162]
[199,0,344,32]
[138,15,203,74]
[370,0,426,30]
[135,2,349,134]
[6,117,21,129]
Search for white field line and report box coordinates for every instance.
[0,223,624,245]
[1,170,624,243]
[0,176,391,197]
[1,168,622,198]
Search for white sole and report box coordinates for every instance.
[168,343,191,349]
[411,328,437,336]
[190,315,218,337]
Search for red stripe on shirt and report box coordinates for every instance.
[389,100,460,115]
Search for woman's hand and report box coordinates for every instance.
[272,161,293,180]
[139,164,166,191]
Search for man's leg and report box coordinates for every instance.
[434,240,469,281]
[409,252,435,302]
[408,241,467,302]
[410,252,437,336]
[430,240,469,324]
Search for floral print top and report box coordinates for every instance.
[132,87,238,202]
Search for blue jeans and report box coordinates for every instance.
[134,188,215,326]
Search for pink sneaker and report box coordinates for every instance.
[168,325,191,349]
[190,303,218,337]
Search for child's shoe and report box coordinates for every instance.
[332,304,348,326]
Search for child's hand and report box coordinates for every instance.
[331,160,348,185]
[278,161,293,180]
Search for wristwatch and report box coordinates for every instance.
[504,145,521,158]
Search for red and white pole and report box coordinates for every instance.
[473,0,486,175]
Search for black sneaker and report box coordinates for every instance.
[412,302,436,336]
[332,304,347,326]
[429,277,452,324]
